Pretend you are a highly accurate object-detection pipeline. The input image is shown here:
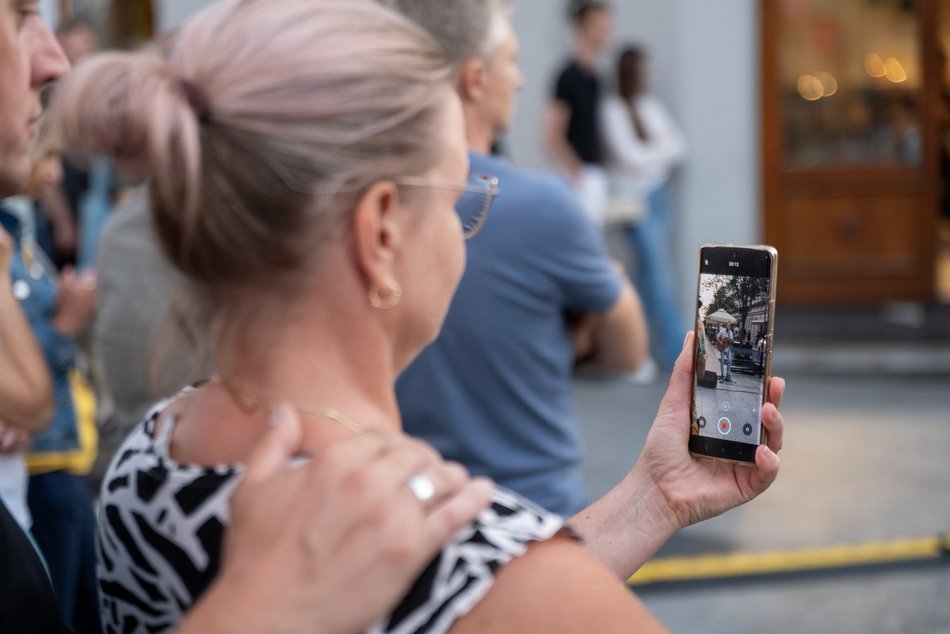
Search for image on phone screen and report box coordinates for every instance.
[690,247,774,457]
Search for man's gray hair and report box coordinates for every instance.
[383,0,513,69]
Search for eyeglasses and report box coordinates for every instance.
[395,174,500,239]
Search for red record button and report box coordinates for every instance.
[717,417,731,435]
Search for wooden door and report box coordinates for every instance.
[763,0,941,304]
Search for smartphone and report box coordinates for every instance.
[688,244,777,464]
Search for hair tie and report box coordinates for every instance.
[180,79,212,125]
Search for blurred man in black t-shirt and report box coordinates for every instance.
[544,0,614,221]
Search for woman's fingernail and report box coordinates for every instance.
[683,331,692,349]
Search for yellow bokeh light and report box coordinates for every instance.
[864,53,886,78]
[815,71,838,97]
[797,74,824,101]
[884,57,908,83]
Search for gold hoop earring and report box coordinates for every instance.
[368,281,403,310]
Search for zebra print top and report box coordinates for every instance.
[96,392,568,633]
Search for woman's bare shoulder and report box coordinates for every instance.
[449,534,668,634]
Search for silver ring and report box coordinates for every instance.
[407,473,436,505]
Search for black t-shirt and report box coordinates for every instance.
[0,500,71,633]
[553,61,603,165]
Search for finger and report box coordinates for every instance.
[761,403,783,453]
[241,405,303,488]
[657,331,694,413]
[332,439,441,521]
[304,432,441,522]
[80,271,98,291]
[414,461,470,510]
[750,444,780,493]
[421,477,494,553]
[766,376,785,409]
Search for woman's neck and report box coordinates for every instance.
[166,294,402,466]
[223,303,401,433]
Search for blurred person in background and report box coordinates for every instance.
[389,0,648,517]
[33,17,96,268]
[544,0,613,221]
[0,6,492,631]
[37,16,119,272]
[601,45,687,372]
[90,183,205,486]
[2,146,101,631]
[0,3,77,629]
[52,0,787,629]
[0,126,61,534]
[0,222,52,532]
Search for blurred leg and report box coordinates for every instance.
[28,471,102,634]
[625,185,686,369]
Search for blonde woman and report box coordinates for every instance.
[52,1,783,632]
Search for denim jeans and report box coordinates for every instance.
[623,183,686,369]
[27,471,102,634]
[719,347,734,381]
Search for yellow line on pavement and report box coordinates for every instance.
[628,533,950,586]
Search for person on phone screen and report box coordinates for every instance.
[717,322,735,383]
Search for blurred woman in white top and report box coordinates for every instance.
[601,45,687,371]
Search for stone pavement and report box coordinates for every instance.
[575,369,950,633]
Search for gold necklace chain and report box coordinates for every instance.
[291,404,364,434]
[209,375,365,435]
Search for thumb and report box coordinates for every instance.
[657,331,694,414]
[241,405,303,488]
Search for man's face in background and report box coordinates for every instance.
[0,0,67,196]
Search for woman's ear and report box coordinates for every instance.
[351,180,404,291]
[457,56,487,104]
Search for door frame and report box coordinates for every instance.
[761,0,941,304]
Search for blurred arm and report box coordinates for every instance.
[0,232,53,431]
[544,101,584,181]
[575,274,649,375]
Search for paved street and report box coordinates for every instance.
[575,368,950,633]
[694,343,763,442]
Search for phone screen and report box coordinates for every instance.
[689,246,775,462]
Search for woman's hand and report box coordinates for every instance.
[571,331,784,579]
[180,407,494,634]
[634,331,784,530]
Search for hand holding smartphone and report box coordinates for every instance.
[689,244,777,464]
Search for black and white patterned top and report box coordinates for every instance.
[96,392,568,633]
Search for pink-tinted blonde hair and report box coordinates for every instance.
[50,0,451,303]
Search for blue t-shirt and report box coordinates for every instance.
[396,152,621,516]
